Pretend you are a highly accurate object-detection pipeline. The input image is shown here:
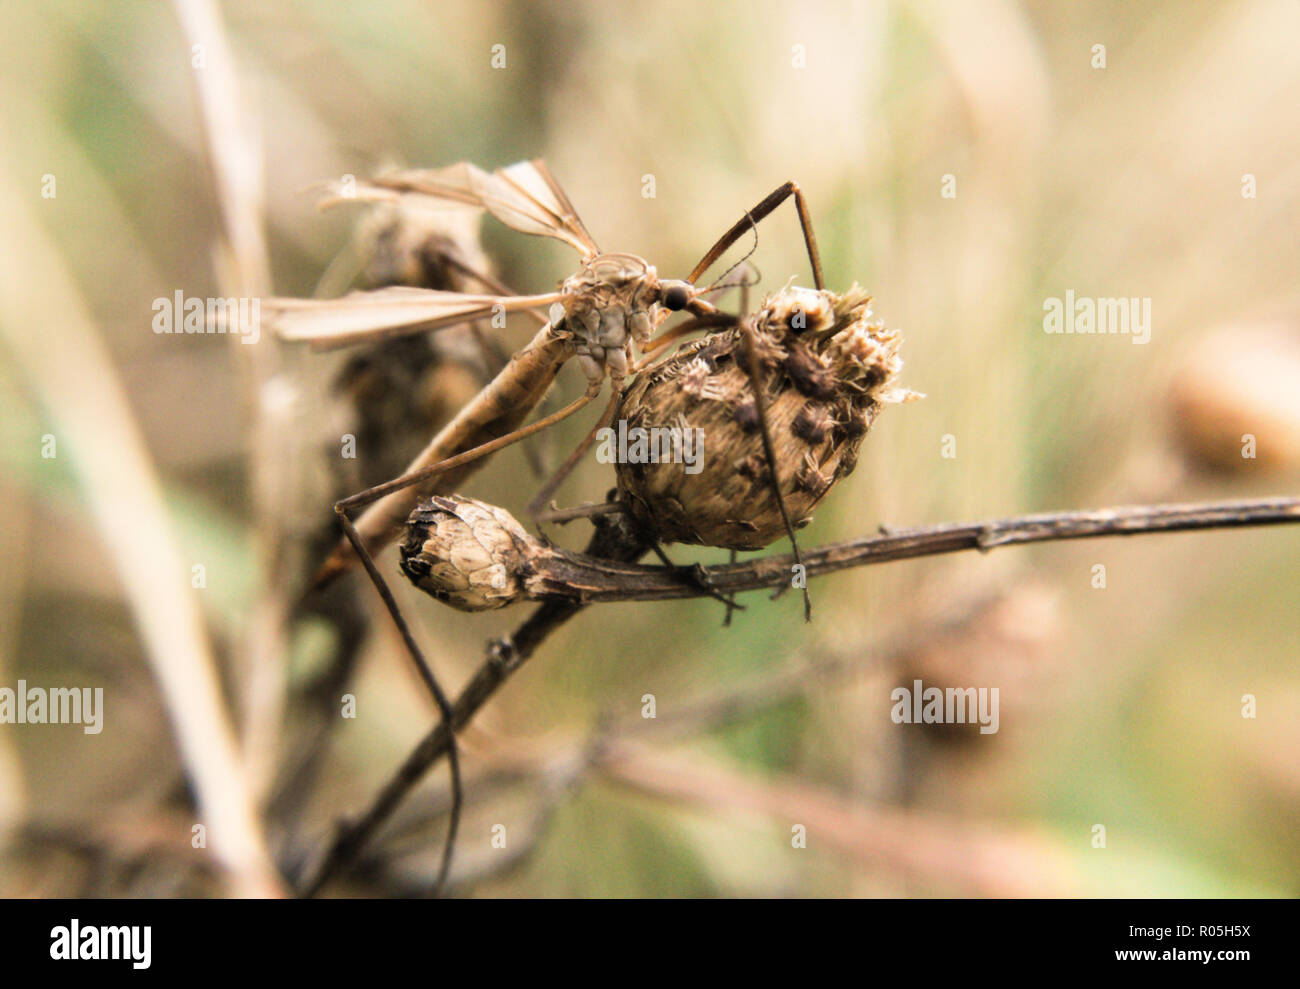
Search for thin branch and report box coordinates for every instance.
[504,496,1300,604]
[355,751,592,895]
[359,586,1011,894]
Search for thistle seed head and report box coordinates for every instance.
[399,495,532,611]
[616,284,920,550]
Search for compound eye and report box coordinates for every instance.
[661,282,691,311]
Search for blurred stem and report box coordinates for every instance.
[613,587,1011,742]
[0,154,281,897]
[596,740,1083,896]
[370,586,1014,894]
[173,0,290,800]
[0,476,30,839]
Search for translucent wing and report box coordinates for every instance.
[493,160,600,255]
[314,182,428,212]
[366,160,601,259]
[266,286,562,351]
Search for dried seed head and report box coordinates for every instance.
[767,287,835,335]
[356,200,492,295]
[329,198,495,490]
[399,495,532,611]
[616,284,921,550]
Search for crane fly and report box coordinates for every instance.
[265,160,826,893]
[268,160,822,586]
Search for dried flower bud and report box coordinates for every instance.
[616,285,921,550]
[329,199,495,491]
[399,495,532,611]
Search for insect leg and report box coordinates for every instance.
[722,549,739,627]
[688,181,824,290]
[335,389,597,519]
[632,313,740,375]
[533,500,627,525]
[650,544,746,612]
[738,317,814,622]
[438,254,549,326]
[525,389,620,523]
[332,505,461,895]
[313,321,576,589]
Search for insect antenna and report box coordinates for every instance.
[702,209,761,296]
[688,180,825,290]
[703,258,762,296]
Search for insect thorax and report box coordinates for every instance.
[558,253,662,384]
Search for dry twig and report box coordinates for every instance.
[467,496,1300,604]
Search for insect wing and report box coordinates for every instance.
[491,159,601,258]
[268,286,561,351]
[314,181,465,214]
[369,160,600,259]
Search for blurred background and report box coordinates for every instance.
[1,0,1298,897]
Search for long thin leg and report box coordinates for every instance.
[526,389,620,522]
[440,254,549,327]
[533,500,626,524]
[651,544,746,612]
[688,181,824,290]
[633,313,739,371]
[722,549,739,626]
[692,190,816,619]
[738,318,813,622]
[336,390,597,518]
[333,508,461,895]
